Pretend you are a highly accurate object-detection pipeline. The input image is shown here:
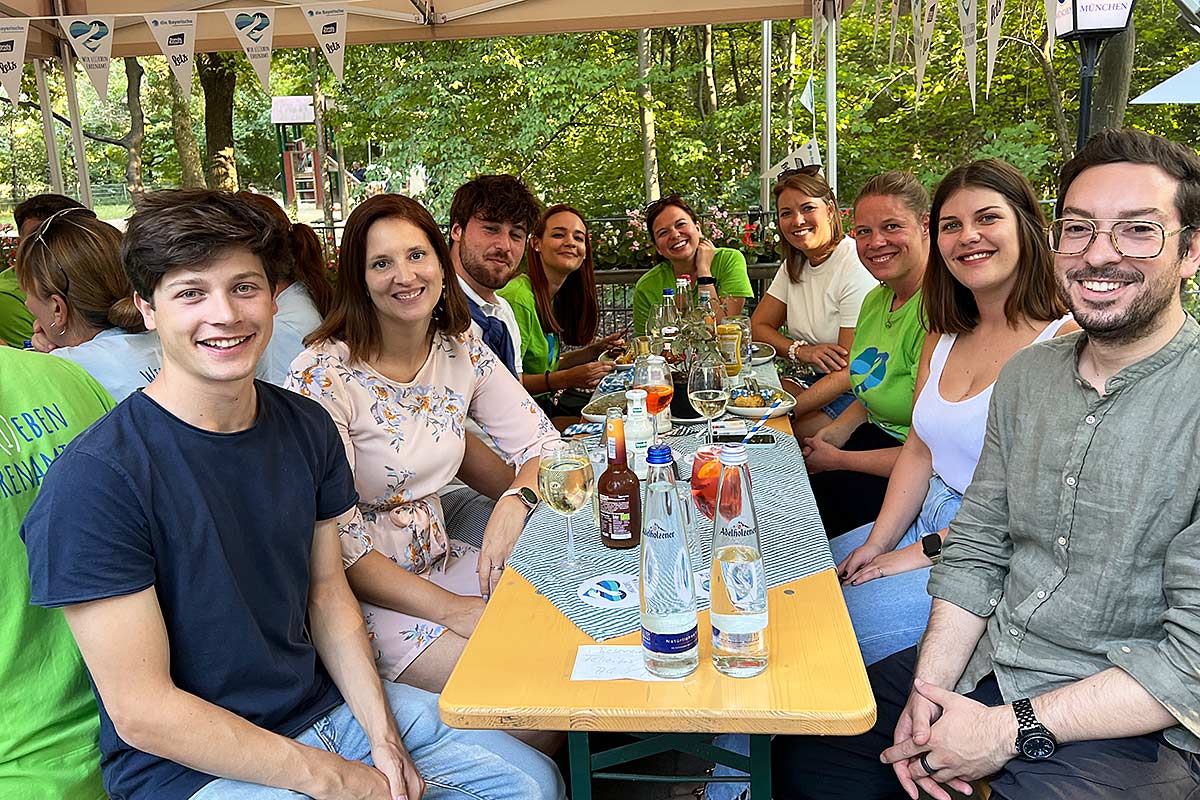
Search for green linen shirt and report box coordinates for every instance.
[847,284,926,441]
[497,274,558,395]
[0,267,35,347]
[631,248,754,336]
[928,316,1200,753]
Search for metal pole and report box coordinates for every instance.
[760,19,772,209]
[34,60,64,194]
[58,49,92,207]
[1076,35,1102,153]
[824,0,838,197]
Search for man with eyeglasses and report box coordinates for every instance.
[773,127,1200,800]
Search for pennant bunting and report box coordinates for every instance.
[59,15,115,97]
[766,139,823,182]
[888,0,901,63]
[0,18,30,107]
[302,5,348,81]
[985,0,1006,96]
[915,0,938,101]
[145,13,197,96]
[226,8,276,92]
[799,75,815,115]
[957,0,979,110]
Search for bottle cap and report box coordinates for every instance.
[719,443,748,465]
[646,444,673,465]
[663,288,675,296]
[625,388,647,401]
[647,355,666,365]
[605,406,623,419]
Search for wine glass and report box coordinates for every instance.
[689,445,723,522]
[688,358,729,444]
[633,355,674,437]
[537,439,596,576]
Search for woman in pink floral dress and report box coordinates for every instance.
[287,195,557,693]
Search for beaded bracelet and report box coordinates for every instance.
[788,340,807,362]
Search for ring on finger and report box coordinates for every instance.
[918,753,934,776]
[491,565,504,571]
[877,566,884,578]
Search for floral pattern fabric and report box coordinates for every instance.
[286,330,557,678]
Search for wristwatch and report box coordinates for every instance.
[500,487,539,515]
[921,533,943,566]
[1013,698,1058,760]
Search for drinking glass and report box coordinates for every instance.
[537,439,595,576]
[633,355,674,437]
[688,358,729,444]
[689,445,723,521]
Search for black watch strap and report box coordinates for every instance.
[1013,697,1038,728]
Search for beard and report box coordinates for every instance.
[458,241,517,291]
[1058,263,1181,346]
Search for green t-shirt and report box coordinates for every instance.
[497,274,558,394]
[631,248,754,336]
[1,348,112,799]
[0,267,35,348]
[847,284,926,441]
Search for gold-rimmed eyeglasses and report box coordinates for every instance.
[1047,217,1193,259]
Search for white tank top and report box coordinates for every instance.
[912,315,1072,494]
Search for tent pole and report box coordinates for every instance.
[34,59,64,194]
[58,49,92,207]
[760,19,772,209]
[824,0,838,196]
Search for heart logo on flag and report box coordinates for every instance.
[234,12,271,42]
[69,19,109,51]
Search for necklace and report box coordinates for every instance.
[885,287,904,329]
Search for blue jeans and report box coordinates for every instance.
[706,475,961,800]
[189,682,564,799]
[829,474,963,666]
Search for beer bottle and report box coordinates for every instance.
[598,407,641,549]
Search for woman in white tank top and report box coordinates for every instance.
[827,159,1078,666]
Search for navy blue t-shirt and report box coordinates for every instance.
[21,383,357,800]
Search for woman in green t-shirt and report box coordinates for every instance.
[498,204,625,412]
[632,194,755,335]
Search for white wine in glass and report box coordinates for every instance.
[537,439,595,575]
[688,360,729,444]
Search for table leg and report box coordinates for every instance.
[748,734,771,798]
[568,731,593,800]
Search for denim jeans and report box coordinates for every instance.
[706,475,962,800]
[829,473,963,666]
[189,682,564,799]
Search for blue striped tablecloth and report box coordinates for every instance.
[506,422,834,642]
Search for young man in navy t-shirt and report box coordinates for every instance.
[20,190,563,800]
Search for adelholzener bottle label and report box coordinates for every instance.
[642,626,698,654]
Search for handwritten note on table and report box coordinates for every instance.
[570,645,683,681]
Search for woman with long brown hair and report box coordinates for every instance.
[286,194,558,699]
[16,208,162,401]
[498,204,625,410]
[236,192,333,385]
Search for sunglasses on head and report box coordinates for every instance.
[778,164,824,181]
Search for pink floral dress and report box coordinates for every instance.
[286,330,557,679]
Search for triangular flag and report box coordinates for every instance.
[766,139,823,181]
[873,0,884,47]
[888,0,901,63]
[59,15,115,97]
[813,0,827,56]
[226,8,275,92]
[985,0,1006,96]
[915,0,938,101]
[957,0,979,111]
[145,13,197,97]
[1043,0,1056,49]
[799,76,815,115]
[0,18,30,107]
[302,5,348,82]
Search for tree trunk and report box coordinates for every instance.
[197,52,239,192]
[637,29,660,204]
[1092,20,1135,134]
[783,21,797,149]
[123,58,145,194]
[729,29,747,106]
[169,71,207,188]
[309,49,335,230]
[694,25,718,116]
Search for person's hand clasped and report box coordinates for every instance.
[801,433,844,474]
[836,541,884,584]
[883,678,1010,800]
[797,343,848,372]
[368,737,426,800]
[844,542,932,587]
